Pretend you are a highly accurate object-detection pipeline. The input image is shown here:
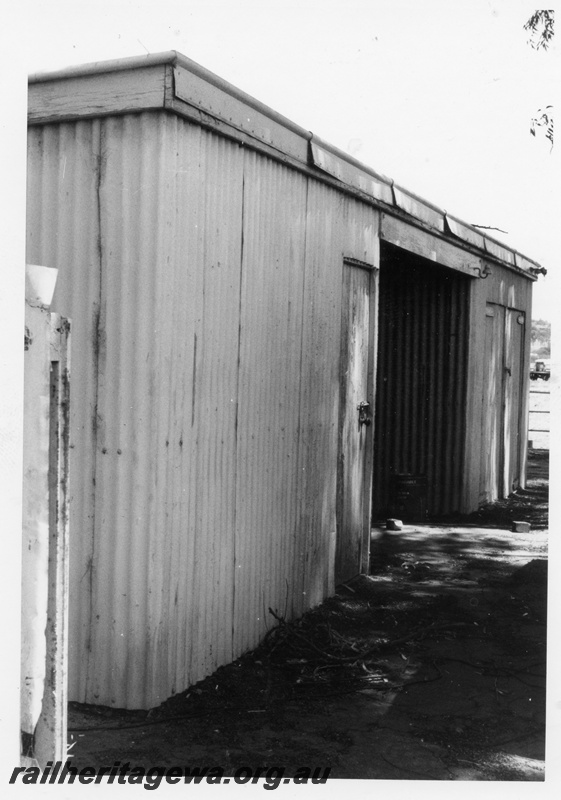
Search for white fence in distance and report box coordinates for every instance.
[528,384,549,450]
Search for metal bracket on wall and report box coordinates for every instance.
[343,256,376,271]
[357,400,372,428]
[474,263,491,279]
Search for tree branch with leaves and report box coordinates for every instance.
[524,10,554,148]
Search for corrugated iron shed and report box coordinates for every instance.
[26,52,539,709]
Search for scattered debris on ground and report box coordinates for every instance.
[436,448,549,531]
[68,450,548,781]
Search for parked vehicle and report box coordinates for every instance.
[530,359,550,380]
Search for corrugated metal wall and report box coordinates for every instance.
[233,152,307,654]
[27,120,102,701]
[26,111,379,708]
[85,114,248,706]
[373,242,469,517]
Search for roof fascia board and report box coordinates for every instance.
[392,184,445,232]
[445,214,486,250]
[380,213,484,277]
[309,137,393,205]
[28,63,168,124]
[27,52,540,278]
[171,96,541,281]
[514,252,542,273]
[172,55,309,138]
[172,65,309,161]
[381,213,536,281]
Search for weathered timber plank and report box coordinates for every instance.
[380,213,482,276]
[28,66,167,124]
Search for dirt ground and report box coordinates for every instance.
[68,450,548,781]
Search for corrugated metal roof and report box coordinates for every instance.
[28,51,541,279]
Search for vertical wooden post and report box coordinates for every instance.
[22,266,70,767]
[34,315,71,766]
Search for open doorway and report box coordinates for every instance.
[372,241,470,520]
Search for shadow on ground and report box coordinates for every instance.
[68,451,548,781]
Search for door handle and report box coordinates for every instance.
[357,401,372,428]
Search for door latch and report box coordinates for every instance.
[357,400,372,428]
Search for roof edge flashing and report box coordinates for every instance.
[29,50,181,84]
[27,51,541,276]
[173,57,310,140]
[310,134,392,186]
[309,136,394,205]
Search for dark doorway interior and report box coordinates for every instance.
[373,241,470,520]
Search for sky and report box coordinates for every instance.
[15,0,560,322]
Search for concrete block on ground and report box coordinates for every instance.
[511,521,531,533]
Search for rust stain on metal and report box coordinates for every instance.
[191,332,197,427]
